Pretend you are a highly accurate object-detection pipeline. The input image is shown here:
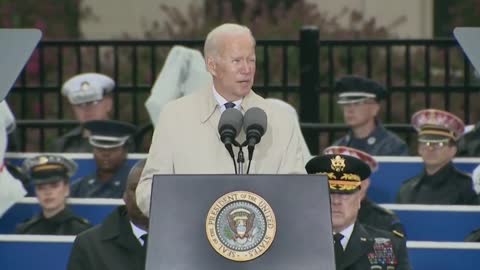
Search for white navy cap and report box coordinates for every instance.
[62,73,115,105]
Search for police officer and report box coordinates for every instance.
[70,120,136,198]
[396,109,478,205]
[332,75,409,156]
[51,73,115,153]
[16,155,91,235]
[324,146,405,237]
[306,154,411,270]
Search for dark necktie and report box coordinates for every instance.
[224,102,235,109]
[333,233,344,267]
[141,233,148,251]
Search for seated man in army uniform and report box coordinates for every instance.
[306,154,411,270]
[51,73,115,153]
[16,155,91,235]
[70,120,137,198]
[332,75,408,156]
[396,109,478,205]
[324,146,405,237]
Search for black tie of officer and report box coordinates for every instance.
[224,102,235,110]
[333,233,344,267]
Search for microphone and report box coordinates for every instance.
[218,108,243,174]
[243,107,267,173]
[243,107,267,147]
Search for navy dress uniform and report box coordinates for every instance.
[333,75,409,156]
[306,154,411,270]
[16,155,91,235]
[70,120,136,198]
[324,146,406,237]
[51,73,115,153]
[396,109,478,205]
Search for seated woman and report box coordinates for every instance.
[16,154,91,235]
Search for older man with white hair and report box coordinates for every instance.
[136,23,306,217]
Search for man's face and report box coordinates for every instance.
[330,191,362,232]
[93,146,127,172]
[207,33,256,101]
[341,100,379,128]
[418,141,456,169]
[35,180,69,212]
[72,96,112,123]
[123,173,149,228]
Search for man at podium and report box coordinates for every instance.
[136,23,306,217]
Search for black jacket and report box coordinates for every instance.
[358,199,405,237]
[396,162,478,205]
[336,222,411,270]
[15,208,91,235]
[67,206,146,270]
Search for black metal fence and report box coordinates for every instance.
[7,27,480,153]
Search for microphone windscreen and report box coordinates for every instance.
[218,108,243,135]
[243,107,267,135]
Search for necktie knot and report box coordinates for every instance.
[224,102,235,109]
[333,233,344,243]
[141,233,148,247]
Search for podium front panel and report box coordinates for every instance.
[147,174,334,270]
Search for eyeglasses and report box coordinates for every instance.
[418,141,449,149]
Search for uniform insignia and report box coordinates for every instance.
[330,155,346,172]
[206,191,276,262]
[367,237,397,266]
[367,137,376,145]
[114,181,120,186]
[392,230,404,238]
[88,179,95,185]
[80,81,90,91]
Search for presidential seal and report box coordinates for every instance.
[206,191,276,262]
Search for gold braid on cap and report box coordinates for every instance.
[31,164,65,173]
[419,129,455,140]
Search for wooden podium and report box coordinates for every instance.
[146,174,335,270]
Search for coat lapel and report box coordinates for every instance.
[100,206,143,252]
[339,223,374,270]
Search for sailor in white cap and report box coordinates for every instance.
[70,120,136,198]
[51,73,115,153]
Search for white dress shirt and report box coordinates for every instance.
[130,221,148,246]
[335,223,355,250]
[212,87,242,112]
